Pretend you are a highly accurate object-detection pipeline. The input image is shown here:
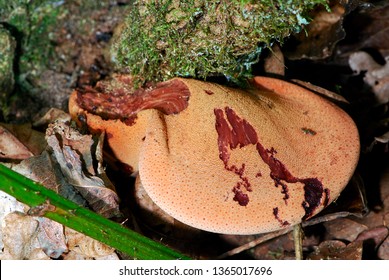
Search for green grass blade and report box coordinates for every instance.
[0,163,190,260]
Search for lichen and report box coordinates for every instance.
[111,0,328,86]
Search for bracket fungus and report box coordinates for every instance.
[69,76,360,235]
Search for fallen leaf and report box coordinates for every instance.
[65,227,117,259]
[349,51,389,104]
[340,1,389,57]
[0,212,50,260]
[324,218,368,242]
[0,124,34,159]
[263,44,285,76]
[355,226,389,249]
[1,123,47,157]
[45,121,121,218]
[33,108,71,128]
[0,191,26,251]
[284,1,354,60]
[307,240,363,260]
[12,151,60,191]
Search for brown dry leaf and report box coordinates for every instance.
[1,123,46,157]
[307,240,363,260]
[284,1,352,60]
[1,119,121,259]
[263,44,285,76]
[33,108,71,128]
[1,178,67,259]
[349,51,389,104]
[355,226,389,249]
[0,124,34,159]
[340,1,389,57]
[324,218,368,242]
[0,191,26,252]
[45,121,120,218]
[11,150,88,207]
[353,165,389,229]
[12,151,60,191]
[65,227,117,259]
[0,212,50,260]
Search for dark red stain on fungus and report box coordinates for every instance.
[122,115,138,126]
[77,79,190,125]
[214,107,329,221]
[300,178,328,220]
[214,108,258,206]
[233,186,249,206]
[204,89,215,95]
[273,207,291,227]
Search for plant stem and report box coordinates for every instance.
[0,163,190,260]
[293,223,303,260]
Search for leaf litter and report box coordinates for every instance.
[0,112,120,259]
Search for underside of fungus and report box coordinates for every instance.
[69,75,360,235]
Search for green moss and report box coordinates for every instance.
[112,0,328,86]
[0,26,16,114]
[0,0,62,75]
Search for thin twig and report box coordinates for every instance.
[293,223,303,260]
[216,227,293,259]
[217,211,356,259]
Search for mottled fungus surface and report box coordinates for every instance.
[69,76,360,234]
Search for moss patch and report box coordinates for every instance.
[112,0,328,86]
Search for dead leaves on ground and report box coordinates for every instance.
[0,113,120,260]
[349,52,389,105]
[0,123,46,160]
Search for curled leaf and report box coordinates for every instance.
[0,124,34,160]
[285,1,350,60]
[0,212,49,260]
[349,51,389,104]
[45,121,120,218]
[307,240,363,260]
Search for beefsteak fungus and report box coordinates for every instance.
[69,76,359,234]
